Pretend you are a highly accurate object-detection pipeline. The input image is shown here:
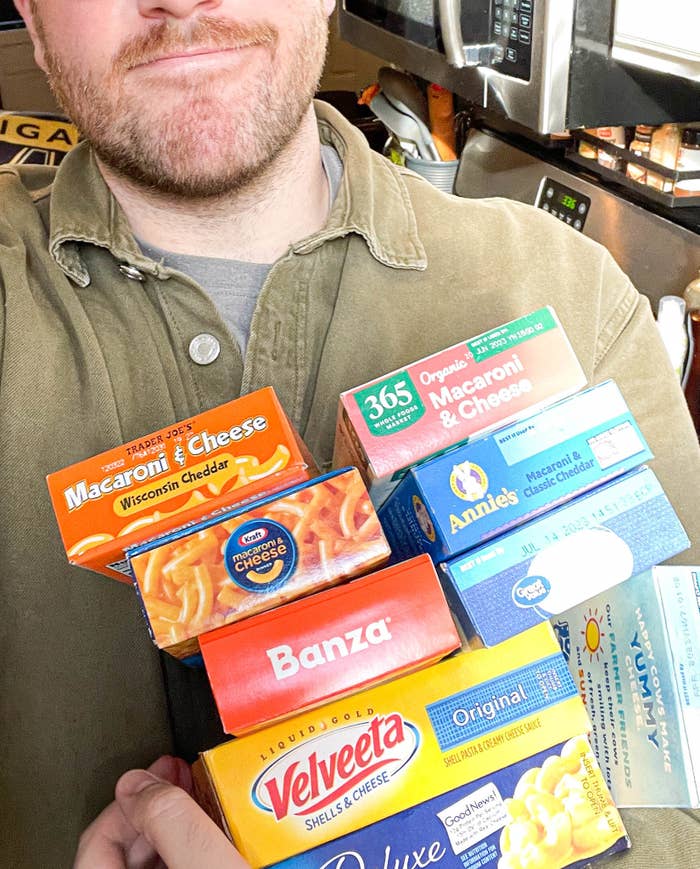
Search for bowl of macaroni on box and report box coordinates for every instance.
[200,553,461,734]
[46,387,312,581]
[128,467,391,659]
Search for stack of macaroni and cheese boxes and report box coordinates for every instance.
[46,306,697,869]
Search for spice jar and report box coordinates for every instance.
[626,125,654,184]
[674,128,700,197]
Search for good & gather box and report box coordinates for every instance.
[128,468,390,659]
[333,308,586,506]
[200,554,461,734]
[272,735,629,869]
[379,380,651,562]
[196,623,591,868]
[440,466,689,648]
[552,565,700,807]
[46,387,312,582]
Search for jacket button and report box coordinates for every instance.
[118,263,145,281]
[188,333,221,365]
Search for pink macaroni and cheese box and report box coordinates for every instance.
[333,308,586,505]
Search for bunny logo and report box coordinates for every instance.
[450,461,489,502]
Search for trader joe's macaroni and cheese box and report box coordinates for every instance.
[46,387,312,581]
[333,308,586,505]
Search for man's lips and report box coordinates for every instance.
[131,43,259,70]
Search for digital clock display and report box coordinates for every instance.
[560,194,578,210]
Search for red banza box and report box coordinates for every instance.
[200,554,461,734]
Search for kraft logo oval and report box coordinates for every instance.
[512,575,551,608]
[239,527,268,546]
[225,519,297,594]
[252,714,419,821]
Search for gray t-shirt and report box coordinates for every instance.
[139,144,343,356]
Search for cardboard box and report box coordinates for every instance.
[333,308,586,506]
[200,554,461,734]
[379,380,651,562]
[128,468,391,658]
[198,623,591,868]
[441,466,689,647]
[272,735,630,869]
[46,387,312,581]
[552,565,700,807]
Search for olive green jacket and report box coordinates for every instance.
[1,102,698,867]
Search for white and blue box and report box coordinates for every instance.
[552,565,700,807]
[378,380,651,563]
[440,466,689,647]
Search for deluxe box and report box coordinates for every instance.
[552,565,700,807]
[379,380,651,562]
[197,623,592,868]
[440,466,689,648]
[333,308,586,506]
[46,387,312,581]
[200,554,461,734]
[127,467,391,658]
[272,735,629,869]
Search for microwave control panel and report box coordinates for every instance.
[491,0,533,80]
[535,177,591,232]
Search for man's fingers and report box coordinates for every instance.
[115,770,249,869]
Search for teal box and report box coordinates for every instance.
[378,380,651,563]
[440,466,689,647]
[552,565,700,807]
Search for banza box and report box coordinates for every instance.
[379,380,651,562]
[441,466,689,647]
[552,565,700,807]
[46,387,312,581]
[200,554,461,734]
[334,308,586,505]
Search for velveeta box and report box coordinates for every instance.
[333,308,586,505]
[200,554,461,734]
[441,466,689,648]
[127,468,390,659]
[379,380,651,562]
[198,623,591,868]
[274,735,629,869]
[552,565,700,807]
[46,387,312,582]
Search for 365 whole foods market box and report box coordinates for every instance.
[379,380,651,562]
[552,565,700,807]
[333,308,586,506]
[197,623,591,868]
[46,387,312,581]
[441,466,689,647]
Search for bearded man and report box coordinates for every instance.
[2,1,699,866]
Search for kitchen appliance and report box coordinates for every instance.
[339,1,700,134]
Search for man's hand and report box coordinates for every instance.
[74,755,250,869]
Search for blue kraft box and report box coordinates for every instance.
[440,466,689,648]
[378,380,651,563]
[270,736,630,869]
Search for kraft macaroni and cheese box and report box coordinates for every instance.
[46,387,313,582]
[200,554,461,734]
[379,380,651,562]
[333,308,586,505]
[128,468,391,659]
[197,623,592,868]
[273,735,629,869]
[552,565,700,807]
[441,466,689,648]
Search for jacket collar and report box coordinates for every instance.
[49,99,426,286]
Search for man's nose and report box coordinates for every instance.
[137,0,224,20]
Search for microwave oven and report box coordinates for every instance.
[339,1,700,134]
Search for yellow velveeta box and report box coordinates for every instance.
[197,623,591,868]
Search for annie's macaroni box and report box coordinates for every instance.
[46,388,312,582]
[379,380,651,563]
[196,623,592,868]
[552,565,700,807]
[200,554,461,734]
[272,735,629,869]
[440,466,689,648]
[333,308,586,505]
[127,467,391,659]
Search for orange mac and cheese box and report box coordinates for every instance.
[46,388,312,582]
[128,468,391,659]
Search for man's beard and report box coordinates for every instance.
[36,13,328,198]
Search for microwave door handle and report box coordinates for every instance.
[438,0,495,68]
